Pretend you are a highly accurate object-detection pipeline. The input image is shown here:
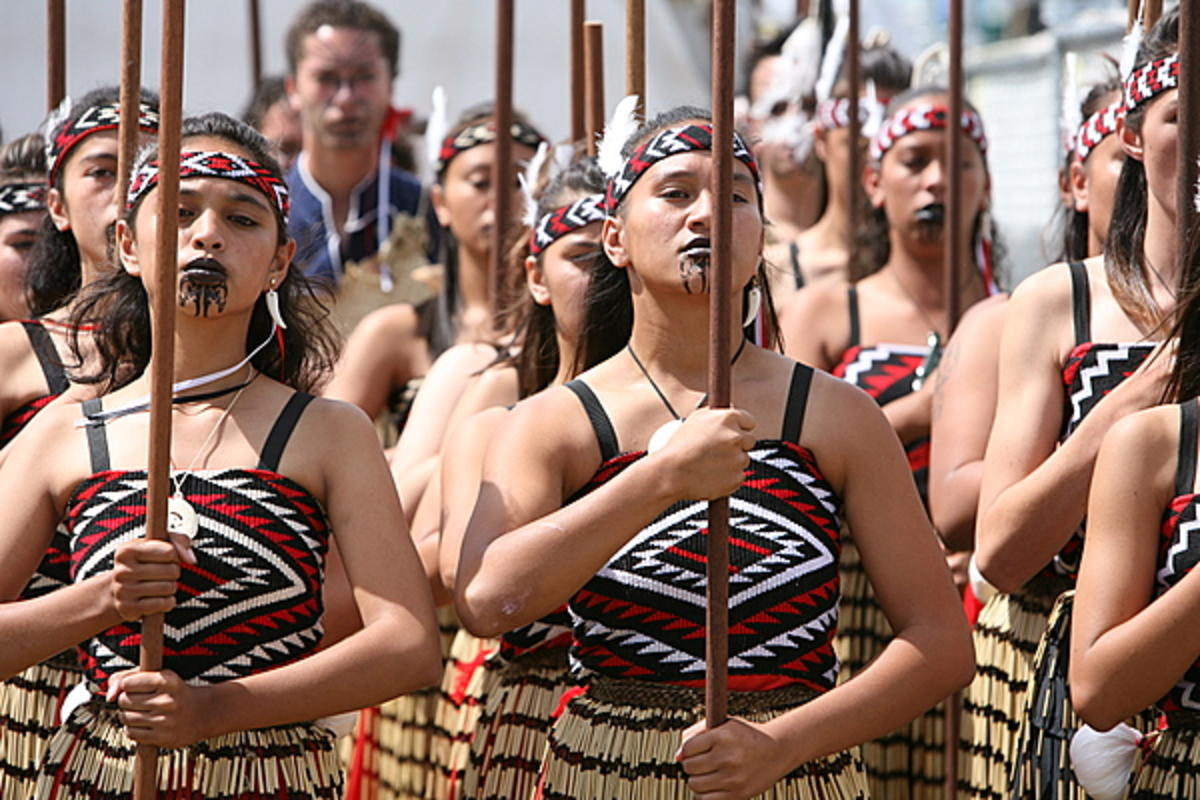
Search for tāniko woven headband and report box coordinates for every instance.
[435,120,546,177]
[604,123,762,213]
[1124,53,1179,112]
[816,97,888,130]
[1073,99,1123,163]
[869,103,988,162]
[127,150,291,223]
[46,101,159,186]
[0,182,46,215]
[529,193,605,256]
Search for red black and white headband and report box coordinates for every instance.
[816,97,888,131]
[604,123,761,213]
[127,150,290,223]
[529,193,605,256]
[46,101,159,186]
[1123,53,1179,112]
[0,182,46,215]
[870,103,988,162]
[1073,99,1122,163]
[435,120,545,178]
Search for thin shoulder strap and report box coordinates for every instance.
[789,241,805,289]
[258,392,315,472]
[565,380,620,462]
[81,398,111,473]
[847,285,861,347]
[1177,399,1199,497]
[22,321,69,395]
[1068,261,1090,345]
[781,363,814,443]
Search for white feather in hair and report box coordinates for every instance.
[1120,0,1145,79]
[863,79,884,140]
[751,18,823,120]
[520,141,550,227]
[425,86,448,170]
[814,1,850,104]
[1060,52,1082,156]
[597,94,641,178]
[911,43,950,89]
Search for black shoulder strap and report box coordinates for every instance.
[22,321,69,395]
[565,380,620,462]
[789,241,805,290]
[1068,261,1090,346]
[781,363,814,443]
[81,398,110,473]
[847,285,861,347]
[1177,399,1199,497]
[258,393,315,472]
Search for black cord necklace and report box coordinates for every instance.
[83,376,257,426]
[626,336,748,453]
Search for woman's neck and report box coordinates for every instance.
[552,331,578,386]
[1142,198,1180,306]
[764,169,823,241]
[168,314,258,386]
[885,234,984,316]
[626,294,743,388]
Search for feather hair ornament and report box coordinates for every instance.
[814,0,850,104]
[597,94,641,178]
[1120,0,1145,79]
[1060,52,1082,157]
[863,79,885,140]
[751,17,823,120]
[519,141,551,227]
[424,86,449,171]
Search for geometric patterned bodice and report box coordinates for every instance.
[1046,262,1155,581]
[564,365,845,693]
[1155,400,1200,716]
[832,286,930,501]
[65,393,328,694]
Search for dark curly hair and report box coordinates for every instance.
[67,112,338,394]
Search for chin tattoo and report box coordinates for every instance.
[179,276,229,317]
[678,252,710,295]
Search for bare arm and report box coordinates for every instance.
[929,297,1006,551]
[409,454,452,606]
[976,269,1168,592]
[1070,407,1188,729]
[779,279,849,372]
[323,305,420,419]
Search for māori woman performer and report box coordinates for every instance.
[0,111,441,797]
[455,104,973,800]
[0,134,49,324]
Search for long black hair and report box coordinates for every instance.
[68,112,338,394]
[26,86,161,317]
[1104,7,1180,331]
[575,105,782,374]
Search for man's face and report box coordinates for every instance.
[289,25,393,152]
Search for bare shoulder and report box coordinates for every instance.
[350,303,422,341]
[1103,403,1179,461]
[957,293,1009,336]
[427,342,501,379]
[1007,260,1075,327]
[461,365,519,409]
[500,382,602,491]
[778,276,851,367]
[800,368,892,485]
[1,395,94,501]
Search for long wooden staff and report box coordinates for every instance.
[584,21,605,155]
[491,0,514,318]
[248,0,263,88]
[133,2,186,797]
[47,0,65,110]
[116,0,143,211]
[625,0,645,118]
[1179,0,1198,286]
[846,0,861,281]
[570,0,586,142]
[705,0,735,729]
[942,0,965,795]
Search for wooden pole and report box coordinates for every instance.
[248,0,263,88]
[706,0,735,731]
[584,21,605,155]
[47,0,65,111]
[133,1,185,797]
[626,0,645,117]
[944,0,965,793]
[1145,0,1163,29]
[846,0,861,281]
[1178,0,1198,294]
[570,0,586,142]
[491,0,514,318]
[116,0,144,211]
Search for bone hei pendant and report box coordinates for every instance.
[167,495,199,539]
[647,419,684,454]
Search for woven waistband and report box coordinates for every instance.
[588,677,819,713]
[1166,710,1200,731]
[1024,573,1073,602]
[508,645,569,670]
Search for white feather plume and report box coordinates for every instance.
[1060,52,1082,154]
[424,86,448,170]
[520,141,550,227]
[1120,0,1145,78]
[814,3,850,104]
[863,79,885,141]
[760,110,814,165]
[1070,724,1143,800]
[553,142,576,174]
[912,43,950,89]
[41,95,73,141]
[751,18,823,120]
[597,94,641,178]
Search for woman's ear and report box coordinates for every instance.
[46,187,70,232]
[1068,159,1090,213]
[266,239,297,290]
[602,216,630,268]
[525,254,551,306]
[115,219,140,276]
[1117,115,1144,163]
[864,162,885,209]
[431,182,451,228]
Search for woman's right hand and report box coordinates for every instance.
[111,535,196,621]
[656,408,756,501]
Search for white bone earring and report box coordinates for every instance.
[265,285,287,330]
[743,278,763,328]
